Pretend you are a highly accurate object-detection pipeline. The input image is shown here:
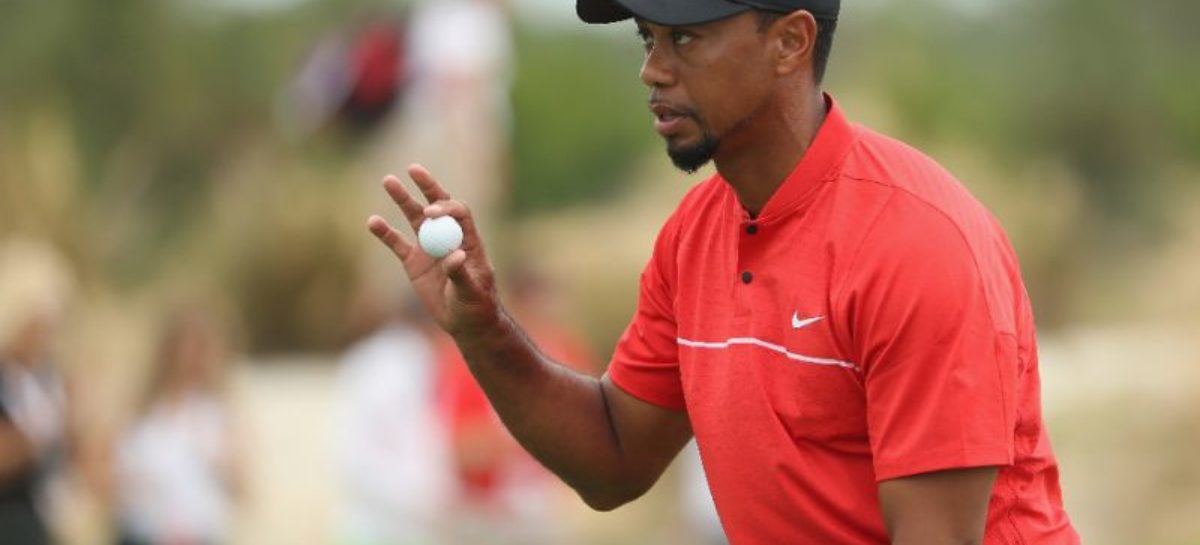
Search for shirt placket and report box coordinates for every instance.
[732,214,761,333]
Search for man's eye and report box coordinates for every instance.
[671,31,693,46]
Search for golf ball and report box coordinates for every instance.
[418,216,464,258]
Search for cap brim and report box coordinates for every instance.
[577,0,751,26]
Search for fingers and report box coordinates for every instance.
[366,215,415,261]
[376,164,481,262]
[423,199,482,253]
[407,164,452,204]
[382,175,427,231]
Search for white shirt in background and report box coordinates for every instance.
[115,394,234,544]
[335,324,452,545]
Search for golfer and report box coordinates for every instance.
[368,0,1080,543]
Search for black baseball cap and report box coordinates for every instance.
[577,0,840,26]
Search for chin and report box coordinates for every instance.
[663,127,720,174]
[667,144,715,174]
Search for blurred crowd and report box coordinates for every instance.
[0,238,244,545]
[336,268,599,545]
[1,3,724,543]
[0,240,75,544]
[0,234,723,545]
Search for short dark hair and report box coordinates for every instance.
[756,11,838,84]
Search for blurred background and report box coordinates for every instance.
[1,0,1198,543]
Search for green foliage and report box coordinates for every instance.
[508,27,655,214]
[0,0,381,350]
[843,0,1200,226]
[3,0,1198,347]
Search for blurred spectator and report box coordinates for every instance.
[504,266,597,378]
[374,0,514,234]
[0,239,76,545]
[335,296,453,545]
[111,308,245,545]
[434,267,594,545]
[408,0,512,107]
[277,12,411,140]
[339,16,410,133]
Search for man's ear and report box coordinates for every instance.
[770,10,818,77]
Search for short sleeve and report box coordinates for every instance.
[837,195,1017,482]
[606,216,686,412]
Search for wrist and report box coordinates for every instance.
[451,305,519,357]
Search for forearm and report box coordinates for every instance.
[891,534,982,545]
[453,309,634,508]
[368,166,685,508]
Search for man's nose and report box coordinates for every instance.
[639,47,675,88]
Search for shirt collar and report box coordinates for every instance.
[722,93,856,222]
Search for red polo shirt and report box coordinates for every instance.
[608,96,1079,544]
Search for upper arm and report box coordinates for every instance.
[879,466,998,545]
[599,374,692,496]
[591,209,693,501]
[837,196,1018,481]
[600,209,692,477]
[839,197,1018,542]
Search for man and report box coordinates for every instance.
[335,297,452,545]
[367,0,1080,543]
[0,240,74,545]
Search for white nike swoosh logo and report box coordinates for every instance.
[791,313,824,329]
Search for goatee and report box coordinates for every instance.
[667,134,719,174]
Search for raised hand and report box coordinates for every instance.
[367,164,500,336]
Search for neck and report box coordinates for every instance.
[713,90,826,216]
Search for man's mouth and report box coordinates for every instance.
[650,102,691,137]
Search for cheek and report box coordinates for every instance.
[683,43,769,129]
[693,67,765,132]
